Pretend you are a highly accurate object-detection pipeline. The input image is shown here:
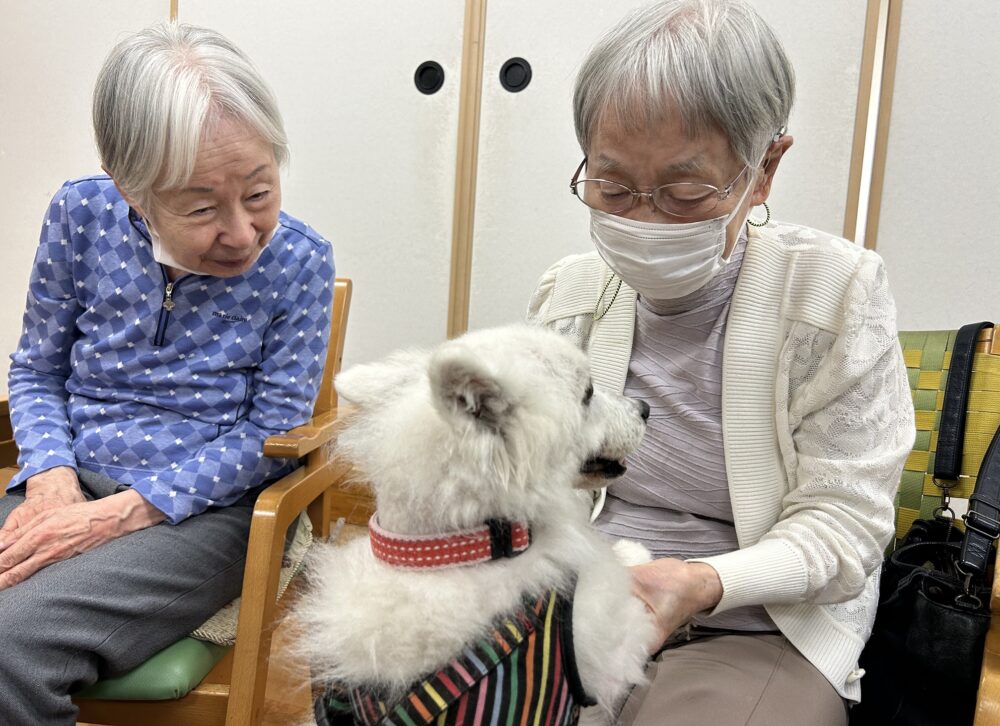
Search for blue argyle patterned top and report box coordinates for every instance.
[6,175,334,523]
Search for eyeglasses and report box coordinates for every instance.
[569,158,751,220]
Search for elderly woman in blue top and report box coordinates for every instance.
[528,2,915,725]
[0,23,333,724]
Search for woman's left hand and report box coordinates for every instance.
[0,489,166,590]
[630,558,725,652]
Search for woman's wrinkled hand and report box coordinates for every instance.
[630,557,724,653]
[0,488,165,590]
[0,467,86,542]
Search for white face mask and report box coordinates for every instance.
[145,219,276,277]
[589,169,755,301]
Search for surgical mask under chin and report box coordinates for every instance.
[589,183,752,300]
[145,219,276,277]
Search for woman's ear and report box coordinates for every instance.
[750,134,794,206]
[102,165,148,218]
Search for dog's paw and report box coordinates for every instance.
[577,704,615,726]
[612,539,652,567]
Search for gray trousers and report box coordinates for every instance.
[0,470,262,725]
[606,631,849,726]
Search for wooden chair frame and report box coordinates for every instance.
[0,278,354,726]
[974,326,1000,725]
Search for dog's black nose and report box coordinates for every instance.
[638,400,650,421]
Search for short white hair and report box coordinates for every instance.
[574,0,794,167]
[93,22,288,209]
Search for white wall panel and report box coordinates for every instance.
[877,4,1000,330]
[468,0,867,332]
[749,0,867,236]
[0,0,167,391]
[468,1,649,332]
[180,0,464,366]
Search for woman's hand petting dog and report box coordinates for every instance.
[630,558,724,652]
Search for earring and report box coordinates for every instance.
[747,202,770,227]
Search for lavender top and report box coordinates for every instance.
[596,232,776,631]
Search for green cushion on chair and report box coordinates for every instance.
[74,637,230,701]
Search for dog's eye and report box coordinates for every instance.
[582,383,594,406]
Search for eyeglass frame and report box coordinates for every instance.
[568,127,786,220]
[569,158,753,220]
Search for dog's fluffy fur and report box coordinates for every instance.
[293,324,655,713]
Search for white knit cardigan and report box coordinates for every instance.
[526,220,916,701]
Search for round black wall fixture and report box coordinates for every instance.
[414,61,445,95]
[499,57,532,93]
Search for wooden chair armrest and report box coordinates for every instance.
[993,566,1000,614]
[0,396,15,469]
[976,567,1000,724]
[251,456,351,536]
[263,409,343,459]
[237,452,353,619]
[225,445,353,724]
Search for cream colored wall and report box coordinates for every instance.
[178,0,466,369]
[2,2,995,392]
[0,1,167,392]
[468,1,649,332]
[751,0,868,236]
[466,0,869,332]
[876,3,1000,329]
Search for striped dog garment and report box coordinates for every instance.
[314,586,595,726]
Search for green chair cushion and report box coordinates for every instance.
[74,637,230,701]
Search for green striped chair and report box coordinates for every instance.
[894,326,1000,725]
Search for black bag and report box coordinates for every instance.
[852,323,1000,726]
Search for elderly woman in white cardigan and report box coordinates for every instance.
[527,1,915,724]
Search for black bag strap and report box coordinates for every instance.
[960,425,1000,575]
[936,321,1000,577]
[936,322,994,481]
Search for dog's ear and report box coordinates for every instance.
[334,350,428,408]
[428,345,511,432]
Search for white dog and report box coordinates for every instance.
[295,324,655,725]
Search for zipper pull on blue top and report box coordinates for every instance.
[163,282,176,311]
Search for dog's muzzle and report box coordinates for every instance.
[580,457,627,479]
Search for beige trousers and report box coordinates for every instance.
[602,632,849,726]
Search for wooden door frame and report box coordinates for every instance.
[843,0,902,250]
[447,0,488,338]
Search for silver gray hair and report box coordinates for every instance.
[574,0,794,168]
[93,22,288,209]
